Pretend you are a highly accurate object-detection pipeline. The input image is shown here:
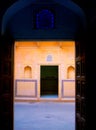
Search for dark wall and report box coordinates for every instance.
[2,0,84,40]
[74,0,96,129]
[0,0,16,33]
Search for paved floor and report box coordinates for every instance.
[40,94,58,98]
[14,102,75,130]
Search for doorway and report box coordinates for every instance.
[13,41,75,130]
[40,66,58,98]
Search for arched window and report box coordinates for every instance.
[67,66,75,79]
[36,9,54,29]
[24,66,32,78]
[47,55,52,62]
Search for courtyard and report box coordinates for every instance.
[14,102,75,130]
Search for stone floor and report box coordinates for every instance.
[14,101,75,130]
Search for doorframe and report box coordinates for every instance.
[37,63,61,100]
[40,65,59,98]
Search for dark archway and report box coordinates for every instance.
[0,0,87,130]
[40,66,58,97]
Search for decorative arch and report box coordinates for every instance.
[46,55,53,61]
[67,66,75,79]
[24,66,32,78]
[1,0,86,35]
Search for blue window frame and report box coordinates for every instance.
[36,9,54,29]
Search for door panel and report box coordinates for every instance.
[0,35,14,129]
[40,66,58,96]
[76,41,86,130]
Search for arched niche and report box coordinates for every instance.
[67,66,75,79]
[1,0,86,40]
[24,66,32,78]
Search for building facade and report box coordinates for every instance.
[14,41,75,101]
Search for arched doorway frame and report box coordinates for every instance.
[0,0,86,130]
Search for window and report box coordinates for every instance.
[46,55,52,62]
[36,9,54,29]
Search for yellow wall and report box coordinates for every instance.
[14,41,75,100]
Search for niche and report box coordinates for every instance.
[24,66,32,78]
[67,66,75,79]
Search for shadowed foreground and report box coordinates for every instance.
[14,102,75,130]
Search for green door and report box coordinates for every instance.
[40,66,58,97]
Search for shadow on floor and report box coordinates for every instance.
[40,94,58,98]
[14,102,75,130]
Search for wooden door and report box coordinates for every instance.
[0,35,14,129]
[40,66,58,97]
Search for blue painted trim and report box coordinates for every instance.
[15,79,37,98]
[61,80,75,98]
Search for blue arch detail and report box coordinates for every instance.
[1,0,86,35]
